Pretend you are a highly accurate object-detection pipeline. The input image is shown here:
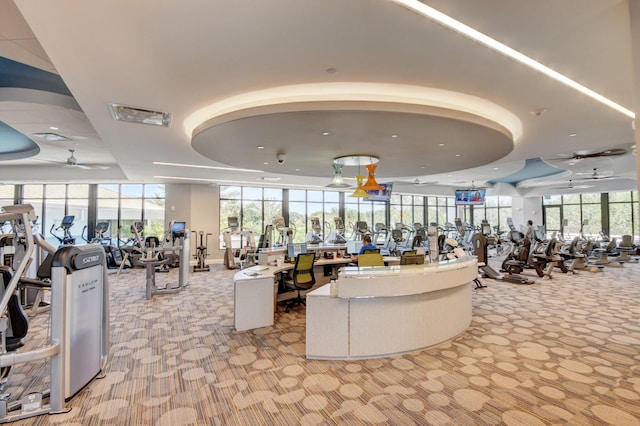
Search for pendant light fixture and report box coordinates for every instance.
[326,163,351,188]
[332,155,379,198]
[360,163,384,191]
[350,174,370,198]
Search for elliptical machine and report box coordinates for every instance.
[49,215,75,246]
[193,230,212,272]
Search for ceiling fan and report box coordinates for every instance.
[575,168,617,180]
[412,178,439,186]
[550,179,593,190]
[545,148,628,164]
[57,149,110,170]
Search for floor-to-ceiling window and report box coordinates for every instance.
[218,186,283,248]
[471,195,512,233]
[608,190,639,240]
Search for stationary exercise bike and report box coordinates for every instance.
[193,230,212,272]
[49,215,75,246]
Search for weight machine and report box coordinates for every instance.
[0,204,109,422]
[305,217,323,245]
[192,230,212,272]
[324,217,346,244]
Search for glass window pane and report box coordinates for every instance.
[359,202,373,224]
[289,202,306,243]
[98,184,119,198]
[121,184,143,198]
[220,186,241,199]
[67,184,88,198]
[609,191,631,202]
[45,199,68,246]
[46,184,66,198]
[563,193,581,204]
[307,191,323,202]
[289,190,306,201]
[581,193,600,204]
[263,188,282,201]
[242,200,263,239]
[97,200,118,243]
[67,199,88,242]
[144,184,165,198]
[581,204,600,238]
[219,199,241,249]
[324,191,339,203]
[0,185,14,199]
[543,195,562,205]
[390,194,401,204]
[413,205,424,226]
[344,204,358,235]
[485,196,498,208]
[609,203,632,239]
[242,187,262,200]
[144,198,165,237]
[498,196,512,207]
[24,185,44,198]
[563,205,580,238]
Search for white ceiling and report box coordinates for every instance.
[0,0,637,196]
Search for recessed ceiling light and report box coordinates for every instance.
[257,145,264,149]
[295,168,300,171]
[568,162,576,166]
[392,0,635,119]
[108,103,171,127]
[322,132,330,136]
[493,167,499,170]
[49,126,58,130]
[569,133,577,137]
[263,162,269,165]
[530,108,548,117]
[604,150,612,154]
[326,68,337,75]
[447,174,452,177]
[421,166,426,169]
[438,143,445,147]
[391,134,398,138]
[455,154,461,157]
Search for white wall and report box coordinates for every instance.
[165,183,223,259]
[631,1,640,190]
[510,196,543,230]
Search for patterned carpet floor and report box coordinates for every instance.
[6,258,640,425]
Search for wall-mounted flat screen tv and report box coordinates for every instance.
[455,189,486,205]
[366,182,393,202]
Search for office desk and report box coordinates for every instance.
[232,257,352,331]
[306,257,477,359]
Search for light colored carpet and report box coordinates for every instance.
[6,259,640,425]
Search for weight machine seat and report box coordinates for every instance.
[1,270,29,352]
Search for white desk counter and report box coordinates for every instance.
[306,257,477,359]
[232,257,353,331]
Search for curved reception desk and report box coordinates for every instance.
[306,257,477,360]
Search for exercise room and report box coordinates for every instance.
[0,1,639,424]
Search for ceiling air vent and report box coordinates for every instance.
[108,103,171,127]
[31,132,71,141]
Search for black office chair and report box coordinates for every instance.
[282,252,316,312]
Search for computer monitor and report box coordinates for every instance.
[171,221,186,238]
[287,243,307,260]
[61,215,74,227]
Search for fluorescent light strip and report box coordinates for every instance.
[155,175,327,189]
[153,161,263,173]
[392,0,635,119]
